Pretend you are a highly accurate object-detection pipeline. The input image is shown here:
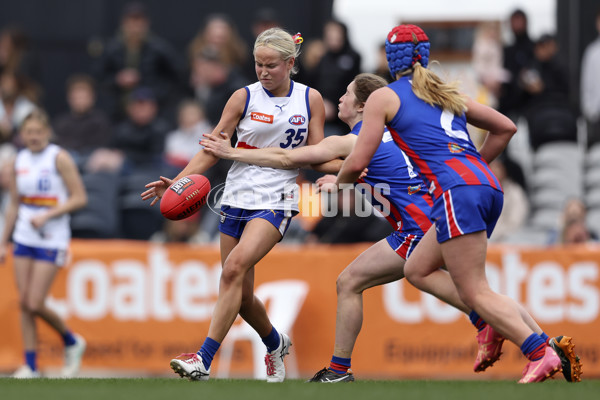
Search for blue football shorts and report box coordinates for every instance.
[430,185,504,243]
[218,205,296,240]
[386,230,423,260]
[13,242,68,266]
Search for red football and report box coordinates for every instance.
[160,174,211,220]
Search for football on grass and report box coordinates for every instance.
[160,174,211,220]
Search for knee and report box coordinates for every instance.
[335,270,360,296]
[456,287,489,311]
[220,259,248,287]
[403,263,421,287]
[21,299,42,315]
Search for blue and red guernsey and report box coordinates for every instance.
[386,76,502,200]
[350,121,432,236]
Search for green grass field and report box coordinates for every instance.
[0,378,599,400]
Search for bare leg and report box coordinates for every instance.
[27,260,69,334]
[405,228,546,335]
[333,239,405,358]
[220,233,272,337]
[13,256,37,351]
[207,219,282,342]
[438,231,532,345]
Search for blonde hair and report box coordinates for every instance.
[21,108,51,130]
[407,63,467,115]
[254,28,301,75]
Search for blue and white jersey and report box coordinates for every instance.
[221,80,311,212]
[13,144,71,249]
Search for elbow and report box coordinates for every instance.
[75,193,88,211]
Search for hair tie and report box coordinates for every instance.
[412,54,422,66]
[292,33,303,44]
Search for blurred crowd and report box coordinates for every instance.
[0,3,599,246]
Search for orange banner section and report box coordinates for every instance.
[0,240,599,380]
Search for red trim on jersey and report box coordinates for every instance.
[443,190,463,238]
[388,127,443,198]
[465,154,502,191]
[237,142,259,149]
[405,203,432,232]
[444,157,482,185]
[358,179,402,231]
[422,193,433,207]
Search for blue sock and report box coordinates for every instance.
[25,351,37,371]
[262,327,281,353]
[198,337,220,369]
[520,333,546,361]
[329,355,351,374]
[468,310,487,331]
[540,332,549,344]
[62,330,76,346]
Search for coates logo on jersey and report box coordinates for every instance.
[448,143,465,153]
[251,112,274,124]
[169,176,194,195]
[289,115,305,126]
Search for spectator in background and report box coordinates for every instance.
[0,72,37,147]
[314,19,362,136]
[488,153,529,243]
[164,99,212,173]
[53,74,112,169]
[187,14,249,78]
[244,8,282,79]
[549,197,598,244]
[294,38,325,90]
[94,2,184,122]
[108,87,172,175]
[498,9,535,120]
[0,26,42,87]
[150,212,205,244]
[189,46,249,127]
[373,43,394,84]
[581,8,600,149]
[561,219,596,245]
[471,22,508,110]
[522,34,577,150]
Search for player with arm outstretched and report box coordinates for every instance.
[141,28,325,382]
[334,24,581,383]
[202,72,570,382]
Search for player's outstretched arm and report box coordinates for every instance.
[142,88,247,206]
[202,134,355,170]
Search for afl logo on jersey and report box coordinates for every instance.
[289,115,305,125]
[448,142,465,153]
[251,112,274,124]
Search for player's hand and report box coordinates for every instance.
[141,176,173,206]
[200,133,233,159]
[30,214,49,230]
[316,175,338,193]
[359,167,369,179]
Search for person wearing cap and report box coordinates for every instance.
[334,24,581,383]
[93,1,184,122]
